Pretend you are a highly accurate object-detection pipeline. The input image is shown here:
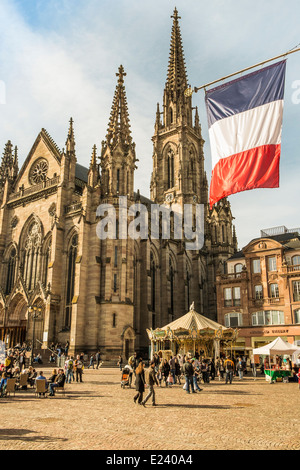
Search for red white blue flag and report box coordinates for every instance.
[205,60,286,208]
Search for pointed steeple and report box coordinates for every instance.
[88,144,99,188]
[161,8,192,128]
[0,140,17,189]
[101,66,136,199]
[166,8,188,96]
[105,65,133,150]
[65,117,76,156]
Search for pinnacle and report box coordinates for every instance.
[105,65,133,149]
[166,8,188,93]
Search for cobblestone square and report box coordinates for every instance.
[0,366,299,451]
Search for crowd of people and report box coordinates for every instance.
[119,352,261,407]
[0,344,87,397]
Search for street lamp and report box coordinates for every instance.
[28,306,42,365]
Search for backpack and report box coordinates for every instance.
[68,360,73,370]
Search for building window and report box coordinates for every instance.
[234,263,243,277]
[167,151,174,189]
[169,257,174,320]
[113,274,117,293]
[293,281,300,302]
[112,313,117,328]
[269,283,279,298]
[186,268,191,311]
[5,247,17,295]
[114,246,118,267]
[294,309,300,324]
[224,287,241,307]
[116,169,120,193]
[292,255,300,267]
[225,312,243,328]
[268,256,277,272]
[252,310,284,326]
[65,233,78,328]
[224,288,232,307]
[252,259,261,274]
[254,285,263,300]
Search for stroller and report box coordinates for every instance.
[121,366,132,388]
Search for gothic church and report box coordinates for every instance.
[0,9,237,360]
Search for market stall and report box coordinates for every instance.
[253,337,300,383]
[146,303,238,360]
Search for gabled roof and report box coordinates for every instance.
[14,128,62,187]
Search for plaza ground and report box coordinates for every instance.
[0,366,299,451]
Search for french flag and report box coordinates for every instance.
[206,60,286,209]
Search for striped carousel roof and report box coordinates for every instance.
[160,307,228,332]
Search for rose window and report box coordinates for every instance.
[29,158,49,185]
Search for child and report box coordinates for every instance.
[157,367,163,387]
[167,371,174,387]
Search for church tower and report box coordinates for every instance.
[98,65,137,359]
[150,8,208,209]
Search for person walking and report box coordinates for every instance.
[162,359,170,387]
[142,360,158,407]
[133,361,145,405]
[66,356,74,384]
[183,357,196,394]
[87,353,95,369]
[117,355,123,371]
[175,357,182,385]
[224,356,234,384]
[192,359,203,392]
[236,357,244,380]
[95,351,102,369]
[74,355,83,383]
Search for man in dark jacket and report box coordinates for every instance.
[48,369,65,396]
[183,357,196,394]
[142,361,158,407]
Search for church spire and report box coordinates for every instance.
[0,140,18,189]
[162,8,192,128]
[105,65,132,151]
[65,117,76,156]
[101,65,136,199]
[166,8,188,96]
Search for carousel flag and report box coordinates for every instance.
[205,60,286,208]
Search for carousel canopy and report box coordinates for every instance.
[147,304,236,342]
[160,308,228,333]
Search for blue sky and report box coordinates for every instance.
[0,0,300,248]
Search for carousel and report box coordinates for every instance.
[147,303,238,360]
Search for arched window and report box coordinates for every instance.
[169,257,175,321]
[43,238,52,287]
[292,255,300,269]
[22,220,42,292]
[65,233,78,328]
[5,247,17,295]
[167,150,174,189]
[186,266,191,311]
[150,252,156,328]
[234,263,243,278]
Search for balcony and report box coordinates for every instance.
[8,176,60,205]
[65,202,83,215]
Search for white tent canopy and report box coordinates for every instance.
[253,337,300,356]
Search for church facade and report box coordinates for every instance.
[0,9,237,360]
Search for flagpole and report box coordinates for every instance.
[192,46,300,93]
